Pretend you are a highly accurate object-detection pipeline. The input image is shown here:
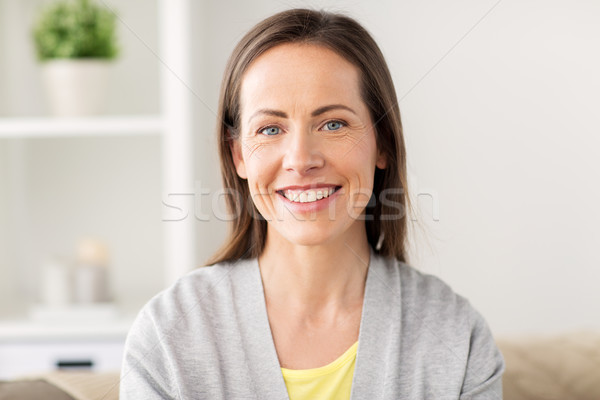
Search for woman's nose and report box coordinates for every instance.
[282,130,325,174]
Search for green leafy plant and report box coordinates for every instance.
[32,0,119,60]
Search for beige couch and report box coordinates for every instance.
[2,330,599,400]
[497,330,600,400]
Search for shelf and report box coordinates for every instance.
[0,115,164,138]
[0,318,134,342]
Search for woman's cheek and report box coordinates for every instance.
[243,136,284,165]
[241,139,266,160]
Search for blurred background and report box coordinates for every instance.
[0,0,598,381]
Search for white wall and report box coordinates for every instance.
[190,0,227,267]
[193,0,600,336]
[0,144,15,316]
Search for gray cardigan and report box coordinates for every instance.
[120,250,505,399]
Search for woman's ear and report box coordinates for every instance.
[376,149,387,169]
[230,135,248,179]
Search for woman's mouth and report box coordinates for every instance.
[276,186,341,203]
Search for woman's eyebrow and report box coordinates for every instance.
[248,104,357,124]
[311,104,357,117]
[248,109,287,124]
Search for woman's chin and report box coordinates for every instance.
[266,221,350,248]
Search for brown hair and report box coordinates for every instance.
[206,8,413,265]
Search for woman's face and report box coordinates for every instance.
[232,43,386,247]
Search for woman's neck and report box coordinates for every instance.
[257,224,370,318]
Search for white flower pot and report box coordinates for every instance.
[40,59,112,117]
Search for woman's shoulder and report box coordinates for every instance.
[373,253,485,328]
[371,255,505,397]
[374,254,505,367]
[375,254,468,302]
[132,258,256,330]
[398,260,469,306]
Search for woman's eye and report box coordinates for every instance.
[323,120,344,131]
[259,126,280,136]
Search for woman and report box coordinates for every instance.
[120,8,505,399]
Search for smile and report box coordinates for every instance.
[277,186,341,203]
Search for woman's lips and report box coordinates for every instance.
[274,185,342,215]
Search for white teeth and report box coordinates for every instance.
[285,190,297,201]
[282,188,337,203]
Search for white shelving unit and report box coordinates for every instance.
[0,115,164,138]
[0,0,195,379]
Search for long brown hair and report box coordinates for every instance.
[205,8,412,265]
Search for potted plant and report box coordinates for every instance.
[32,0,119,117]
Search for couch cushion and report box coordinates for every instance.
[0,371,120,400]
[40,371,120,400]
[0,379,74,400]
[497,330,600,400]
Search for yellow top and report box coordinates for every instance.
[281,341,358,400]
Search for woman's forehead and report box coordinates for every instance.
[239,43,363,118]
